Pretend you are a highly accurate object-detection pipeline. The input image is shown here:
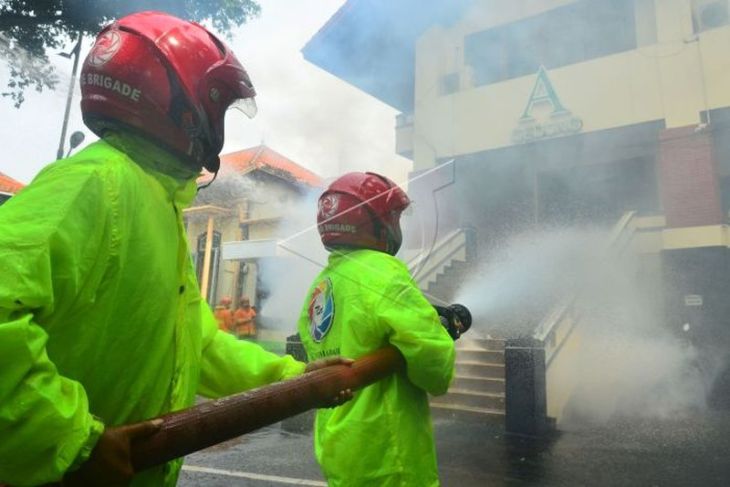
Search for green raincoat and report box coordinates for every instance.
[297,249,456,487]
[0,135,305,486]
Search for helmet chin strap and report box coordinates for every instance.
[372,220,398,256]
[197,170,218,191]
[386,233,402,256]
[203,154,221,173]
[197,151,221,191]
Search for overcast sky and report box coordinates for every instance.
[0,0,410,184]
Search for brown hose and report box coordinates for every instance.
[130,345,404,471]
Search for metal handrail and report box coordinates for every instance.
[405,229,466,286]
[405,228,464,269]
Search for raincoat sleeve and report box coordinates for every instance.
[0,165,109,485]
[197,303,306,398]
[376,268,456,396]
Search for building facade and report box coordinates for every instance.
[305,0,730,349]
[184,145,321,313]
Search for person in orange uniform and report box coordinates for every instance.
[214,296,234,333]
[234,297,257,338]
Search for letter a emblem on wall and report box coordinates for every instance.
[520,65,568,120]
[512,66,583,144]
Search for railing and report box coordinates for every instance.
[404,228,468,291]
[533,211,638,422]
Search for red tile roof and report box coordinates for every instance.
[0,171,24,194]
[213,145,322,187]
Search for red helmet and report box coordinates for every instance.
[80,11,257,173]
[317,172,411,255]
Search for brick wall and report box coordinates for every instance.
[658,126,724,228]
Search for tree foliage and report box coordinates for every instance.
[0,0,261,107]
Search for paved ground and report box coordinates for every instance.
[178,410,730,486]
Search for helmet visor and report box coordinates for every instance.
[229,95,258,119]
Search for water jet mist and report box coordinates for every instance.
[454,225,714,422]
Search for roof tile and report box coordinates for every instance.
[218,145,322,187]
[0,171,25,194]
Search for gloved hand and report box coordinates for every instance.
[305,356,355,407]
[62,419,162,487]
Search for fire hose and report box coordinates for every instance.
[59,303,470,475]
[130,303,471,471]
[130,345,404,471]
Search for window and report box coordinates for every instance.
[465,0,637,86]
[692,0,730,33]
[538,157,658,225]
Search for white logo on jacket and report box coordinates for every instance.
[308,278,335,342]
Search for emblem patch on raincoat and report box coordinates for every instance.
[309,278,335,342]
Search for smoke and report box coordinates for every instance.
[256,191,328,332]
[223,0,410,183]
[194,166,328,333]
[559,236,711,423]
[562,328,708,424]
[454,225,716,422]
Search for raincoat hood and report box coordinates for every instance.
[103,131,199,207]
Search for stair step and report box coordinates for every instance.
[475,338,506,351]
[441,389,505,410]
[458,338,506,351]
[430,402,505,423]
[451,375,505,393]
[457,349,504,364]
[455,361,505,378]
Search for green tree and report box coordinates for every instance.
[0,0,260,107]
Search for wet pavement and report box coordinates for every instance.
[179,410,730,486]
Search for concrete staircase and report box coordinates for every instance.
[431,337,506,423]
[424,259,472,303]
[406,228,504,422]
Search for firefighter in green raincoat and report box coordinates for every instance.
[297,172,457,486]
[0,12,348,487]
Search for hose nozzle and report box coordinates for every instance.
[432,303,472,340]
